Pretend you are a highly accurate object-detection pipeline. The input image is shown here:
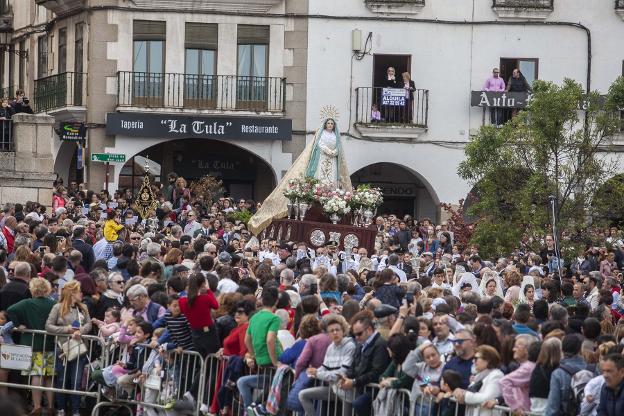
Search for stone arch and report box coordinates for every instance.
[109,137,280,202]
[350,162,440,220]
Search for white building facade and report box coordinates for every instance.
[3,0,624,220]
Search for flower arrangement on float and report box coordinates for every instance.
[320,188,352,224]
[350,184,383,226]
[282,176,383,225]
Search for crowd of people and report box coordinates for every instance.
[0,89,34,151]
[0,172,623,416]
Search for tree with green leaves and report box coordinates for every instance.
[458,77,624,259]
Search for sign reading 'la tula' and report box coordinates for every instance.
[106,112,292,141]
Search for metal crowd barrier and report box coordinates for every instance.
[413,393,546,416]
[91,342,207,416]
[231,363,296,416]
[0,328,106,410]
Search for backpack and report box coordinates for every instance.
[560,363,596,416]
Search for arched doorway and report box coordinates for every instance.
[118,138,277,201]
[54,140,84,184]
[350,162,439,220]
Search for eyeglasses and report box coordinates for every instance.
[208,251,217,255]
[451,338,471,344]
[130,237,141,241]
[352,330,364,338]
[113,280,124,284]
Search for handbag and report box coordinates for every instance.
[59,338,87,362]
[144,371,161,390]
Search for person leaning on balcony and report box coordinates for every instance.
[482,68,506,126]
[10,90,33,115]
[506,68,532,117]
[401,72,416,123]
[381,67,400,122]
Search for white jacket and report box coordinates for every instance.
[464,369,504,416]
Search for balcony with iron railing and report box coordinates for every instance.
[34,72,87,114]
[492,0,554,19]
[354,86,429,140]
[116,72,286,114]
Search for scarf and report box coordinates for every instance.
[103,289,124,305]
[467,368,492,393]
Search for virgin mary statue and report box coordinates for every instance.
[248,117,351,235]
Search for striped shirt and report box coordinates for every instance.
[161,311,195,351]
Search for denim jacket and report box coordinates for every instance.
[545,355,587,416]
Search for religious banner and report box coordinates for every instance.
[381,88,406,106]
[134,175,158,219]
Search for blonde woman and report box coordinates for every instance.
[46,281,92,416]
[6,278,56,415]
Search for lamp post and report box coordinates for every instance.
[0,29,28,59]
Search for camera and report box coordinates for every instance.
[23,97,29,105]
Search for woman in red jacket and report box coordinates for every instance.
[179,273,220,356]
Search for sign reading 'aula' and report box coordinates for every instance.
[106,112,292,141]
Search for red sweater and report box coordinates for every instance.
[179,291,219,330]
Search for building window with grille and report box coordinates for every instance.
[237,25,269,110]
[184,23,217,108]
[132,20,165,106]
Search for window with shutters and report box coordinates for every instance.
[18,40,25,90]
[237,25,269,109]
[184,23,217,108]
[74,23,84,106]
[37,36,48,79]
[58,28,67,74]
[132,20,165,106]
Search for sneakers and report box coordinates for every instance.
[55,411,65,416]
[246,403,269,416]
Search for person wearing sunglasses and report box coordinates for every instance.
[451,345,504,416]
[94,272,125,320]
[423,329,476,401]
[337,311,390,416]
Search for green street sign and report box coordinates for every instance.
[90,153,126,163]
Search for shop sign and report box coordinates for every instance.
[106,112,292,141]
[381,88,406,106]
[471,91,612,109]
[369,183,418,197]
[60,121,87,141]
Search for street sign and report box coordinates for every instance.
[90,153,126,163]
[60,121,87,141]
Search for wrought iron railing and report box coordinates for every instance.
[492,0,553,8]
[34,72,86,112]
[0,120,13,152]
[117,72,286,112]
[355,86,429,127]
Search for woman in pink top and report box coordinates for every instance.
[294,329,331,378]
